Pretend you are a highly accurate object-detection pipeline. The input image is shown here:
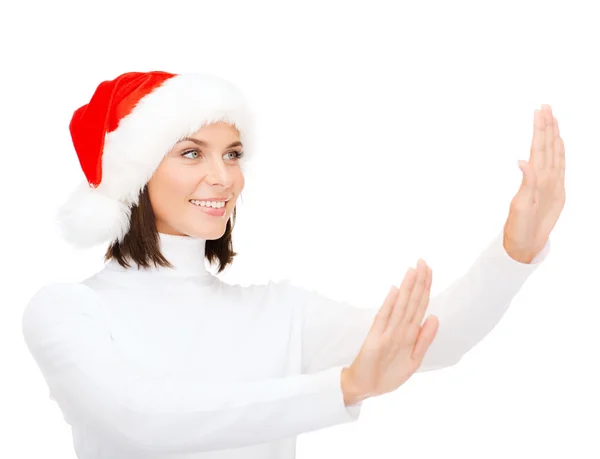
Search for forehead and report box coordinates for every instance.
[175,121,243,150]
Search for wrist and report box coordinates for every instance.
[341,366,368,406]
[503,234,538,264]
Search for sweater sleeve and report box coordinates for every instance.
[299,229,551,375]
[21,282,360,454]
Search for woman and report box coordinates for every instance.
[22,71,563,458]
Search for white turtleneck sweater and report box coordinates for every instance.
[22,231,550,458]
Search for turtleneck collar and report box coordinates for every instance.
[104,232,214,280]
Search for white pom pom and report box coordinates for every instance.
[57,182,132,249]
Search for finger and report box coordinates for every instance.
[387,267,417,332]
[554,116,565,175]
[559,136,565,182]
[404,260,428,324]
[370,286,399,336]
[412,265,432,326]
[543,104,555,168]
[530,109,545,169]
[411,315,439,364]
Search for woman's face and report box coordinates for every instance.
[147,122,245,239]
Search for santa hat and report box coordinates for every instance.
[57,71,255,249]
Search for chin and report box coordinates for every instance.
[184,226,228,241]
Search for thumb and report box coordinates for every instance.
[411,315,439,364]
[518,160,537,193]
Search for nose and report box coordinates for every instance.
[204,159,234,189]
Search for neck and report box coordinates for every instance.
[105,232,213,279]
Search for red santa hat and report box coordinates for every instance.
[57,71,255,248]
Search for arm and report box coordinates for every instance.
[21,282,359,454]
[299,229,551,375]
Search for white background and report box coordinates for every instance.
[1,0,598,457]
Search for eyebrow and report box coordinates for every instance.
[180,137,243,149]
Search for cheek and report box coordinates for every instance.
[234,170,245,191]
[163,166,197,192]
[149,165,198,213]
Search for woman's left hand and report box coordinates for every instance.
[503,104,566,264]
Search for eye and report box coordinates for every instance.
[182,149,199,159]
[228,150,245,160]
[181,149,244,160]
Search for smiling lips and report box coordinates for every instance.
[190,199,226,208]
[190,196,231,202]
[189,200,227,216]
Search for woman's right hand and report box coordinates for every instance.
[341,259,439,405]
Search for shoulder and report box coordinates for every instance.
[25,281,101,309]
[21,282,113,371]
[22,282,106,334]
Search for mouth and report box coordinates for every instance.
[189,199,228,209]
[188,199,228,216]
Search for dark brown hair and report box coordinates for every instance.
[104,184,238,274]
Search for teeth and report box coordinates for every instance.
[190,200,226,208]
